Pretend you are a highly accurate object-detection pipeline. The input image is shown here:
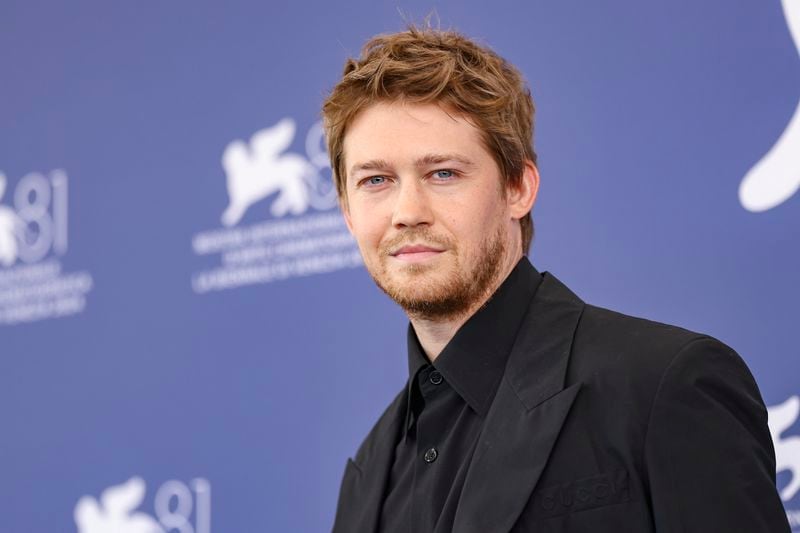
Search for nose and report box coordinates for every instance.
[391,178,433,229]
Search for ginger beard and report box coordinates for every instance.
[365,224,508,321]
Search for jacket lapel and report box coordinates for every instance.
[449,273,585,533]
[332,389,405,533]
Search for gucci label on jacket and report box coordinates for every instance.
[530,469,630,519]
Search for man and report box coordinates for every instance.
[323,26,790,532]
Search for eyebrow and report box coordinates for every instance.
[348,153,476,179]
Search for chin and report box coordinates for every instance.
[385,261,456,286]
[389,261,445,277]
[372,267,475,320]
[365,226,508,321]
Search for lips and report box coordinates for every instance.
[391,244,444,255]
[390,244,445,263]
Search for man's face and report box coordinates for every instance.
[341,101,528,320]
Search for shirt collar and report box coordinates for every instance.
[404,257,543,428]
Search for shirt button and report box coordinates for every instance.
[424,447,438,463]
[429,371,443,385]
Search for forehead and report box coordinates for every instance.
[342,101,491,170]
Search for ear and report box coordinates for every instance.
[507,160,539,219]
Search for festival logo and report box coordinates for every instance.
[190,118,361,293]
[75,476,211,533]
[0,169,93,325]
[0,173,23,266]
[739,0,800,212]
[769,396,800,501]
[768,395,800,529]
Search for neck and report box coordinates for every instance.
[410,249,523,361]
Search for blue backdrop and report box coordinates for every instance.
[2,1,799,531]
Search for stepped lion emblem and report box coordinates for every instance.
[221,118,336,227]
[0,172,23,267]
[768,395,800,501]
[739,0,800,212]
[74,477,164,533]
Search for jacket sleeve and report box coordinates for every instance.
[644,336,790,532]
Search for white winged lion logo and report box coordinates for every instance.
[0,172,23,267]
[74,477,164,533]
[220,118,335,227]
[739,0,800,212]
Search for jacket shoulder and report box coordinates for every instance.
[572,303,714,372]
[565,301,767,434]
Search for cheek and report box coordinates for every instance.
[349,210,389,249]
[446,193,505,239]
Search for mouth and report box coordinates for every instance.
[390,244,445,263]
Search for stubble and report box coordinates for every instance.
[366,225,507,321]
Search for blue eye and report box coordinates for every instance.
[433,170,455,180]
[367,176,386,186]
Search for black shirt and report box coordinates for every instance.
[378,258,543,532]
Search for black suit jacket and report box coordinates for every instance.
[333,271,790,532]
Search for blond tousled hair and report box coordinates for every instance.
[322,25,537,253]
